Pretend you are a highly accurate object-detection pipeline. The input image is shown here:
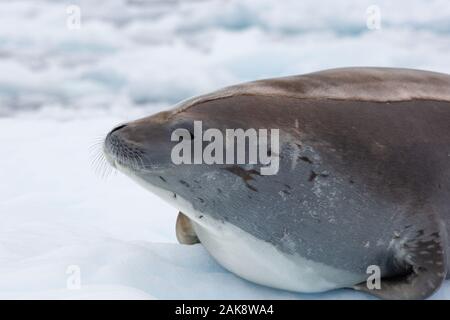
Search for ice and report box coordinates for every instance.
[0,0,449,299]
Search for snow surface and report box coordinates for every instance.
[0,0,450,299]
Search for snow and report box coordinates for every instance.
[0,0,450,299]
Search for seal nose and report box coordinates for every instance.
[110,124,127,135]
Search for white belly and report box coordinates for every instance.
[193,219,363,293]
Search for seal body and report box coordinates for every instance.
[104,68,450,299]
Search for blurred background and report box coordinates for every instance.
[1,0,450,115]
[0,0,449,299]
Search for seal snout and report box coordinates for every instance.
[104,123,146,171]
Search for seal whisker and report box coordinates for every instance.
[89,138,116,180]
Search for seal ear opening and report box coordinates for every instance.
[176,212,201,245]
[355,207,448,299]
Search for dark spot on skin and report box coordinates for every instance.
[194,179,200,184]
[217,188,222,193]
[159,176,166,183]
[179,180,190,188]
[224,165,260,192]
[299,156,313,164]
[308,171,318,182]
[349,179,355,184]
[295,143,302,149]
[197,197,205,203]
[173,193,177,199]
[308,170,329,182]
[431,232,439,237]
[417,266,427,272]
[199,215,203,219]
[283,184,291,189]
[225,166,260,180]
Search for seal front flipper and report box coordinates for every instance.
[355,207,448,299]
[176,212,200,245]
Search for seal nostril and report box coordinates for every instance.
[110,124,127,134]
